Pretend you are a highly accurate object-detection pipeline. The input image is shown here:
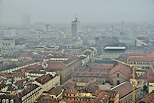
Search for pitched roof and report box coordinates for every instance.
[111,82,133,98]
[126,53,147,57]
[87,63,113,70]
[129,57,154,62]
[19,53,32,57]
[47,86,64,96]
[93,90,119,102]
[139,90,154,103]
[109,64,132,77]
[64,87,79,94]
[51,54,73,58]
[35,74,56,85]
[148,77,154,83]
[19,84,41,97]
[29,70,46,74]
[0,73,25,78]
[63,79,76,88]
[0,84,7,90]
[47,61,66,70]
[72,71,108,78]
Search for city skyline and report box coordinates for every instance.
[0,0,154,25]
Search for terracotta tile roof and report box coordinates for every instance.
[46,61,66,70]
[73,78,96,83]
[15,79,28,85]
[129,57,154,62]
[0,94,17,99]
[87,63,113,70]
[126,53,147,57]
[111,82,134,98]
[64,87,79,94]
[35,74,56,85]
[93,90,119,102]
[51,54,73,58]
[19,53,32,57]
[148,77,154,83]
[23,57,78,71]
[139,90,154,103]
[82,81,99,93]
[19,84,41,97]
[54,51,62,54]
[24,63,43,70]
[0,73,25,78]
[72,71,108,78]
[109,64,132,77]
[0,84,7,90]
[41,50,51,54]
[47,86,63,96]
[63,57,78,65]
[29,70,46,74]
[146,69,154,79]
[63,79,76,88]
[136,74,147,79]
[36,95,59,103]
[147,52,154,58]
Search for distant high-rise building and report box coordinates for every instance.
[21,15,31,28]
[4,28,16,38]
[71,16,79,37]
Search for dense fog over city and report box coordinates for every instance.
[0,0,154,103]
[0,0,154,24]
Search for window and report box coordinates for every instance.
[117,80,120,85]
[117,73,119,77]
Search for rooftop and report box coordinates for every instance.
[111,82,136,98]
[72,71,108,78]
[35,74,56,85]
[129,57,154,62]
[139,90,154,103]
[109,64,132,77]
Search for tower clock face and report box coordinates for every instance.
[42,62,48,69]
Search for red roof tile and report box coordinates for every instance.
[64,87,79,94]
[147,52,154,58]
[139,90,154,103]
[72,71,108,78]
[63,79,76,88]
[46,61,66,70]
[129,57,154,62]
[35,74,56,85]
[126,53,147,57]
[109,64,132,77]
[111,82,133,98]
[0,84,7,90]
[148,77,154,83]
[87,63,113,70]
[29,70,46,74]
[51,54,73,58]
[46,86,63,96]
[0,73,25,78]
[15,79,28,85]
[19,53,32,57]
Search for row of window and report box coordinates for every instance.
[130,62,150,65]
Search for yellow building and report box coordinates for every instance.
[46,57,81,83]
[0,84,42,103]
[148,77,154,93]
[20,84,42,103]
[127,57,154,70]
[33,74,60,92]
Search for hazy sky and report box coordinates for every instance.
[0,0,154,24]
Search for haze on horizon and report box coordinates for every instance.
[0,0,154,25]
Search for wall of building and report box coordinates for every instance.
[149,82,154,93]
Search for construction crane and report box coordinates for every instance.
[110,58,140,103]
